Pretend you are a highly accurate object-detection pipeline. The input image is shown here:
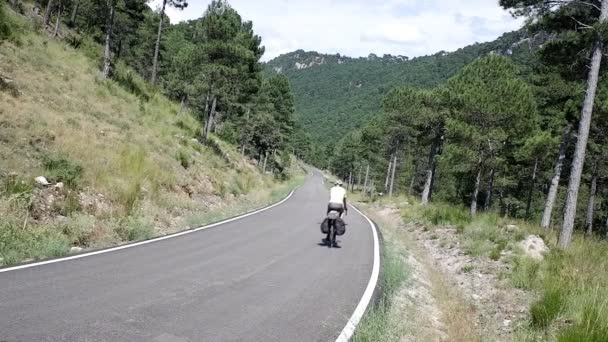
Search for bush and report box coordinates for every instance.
[176,149,191,169]
[114,216,154,242]
[61,214,96,246]
[42,155,83,188]
[51,190,81,216]
[0,220,70,265]
[0,3,13,42]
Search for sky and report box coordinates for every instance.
[149,0,524,62]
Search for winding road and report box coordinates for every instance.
[0,172,378,342]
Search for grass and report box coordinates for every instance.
[0,219,70,264]
[42,154,83,188]
[352,244,409,342]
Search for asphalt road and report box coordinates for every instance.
[0,172,376,342]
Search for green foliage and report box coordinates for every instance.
[113,61,151,101]
[461,265,474,273]
[176,149,191,169]
[114,216,154,242]
[42,155,84,188]
[265,30,536,152]
[61,214,96,246]
[557,305,608,342]
[352,244,408,341]
[510,256,541,289]
[422,204,472,226]
[52,190,82,216]
[530,288,564,328]
[0,2,13,42]
[0,219,70,265]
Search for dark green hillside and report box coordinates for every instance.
[266,30,541,142]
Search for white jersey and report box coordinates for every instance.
[329,186,347,204]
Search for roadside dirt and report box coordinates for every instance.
[363,202,531,342]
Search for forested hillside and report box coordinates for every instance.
[0,0,302,265]
[266,29,542,162]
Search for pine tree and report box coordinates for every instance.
[443,55,537,215]
[501,0,608,248]
[150,0,187,85]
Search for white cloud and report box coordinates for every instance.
[149,0,523,61]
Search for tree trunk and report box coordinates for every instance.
[43,0,54,26]
[263,152,268,173]
[53,5,61,37]
[485,169,495,211]
[202,96,216,144]
[559,0,608,248]
[409,160,418,195]
[348,172,353,192]
[70,0,80,26]
[357,165,363,191]
[541,125,571,228]
[585,171,598,237]
[151,0,167,85]
[470,157,483,215]
[178,95,186,116]
[525,158,538,217]
[421,140,439,204]
[102,1,115,79]
[389,155,397,197]
[384,159,392,192]
[364,164,370,195]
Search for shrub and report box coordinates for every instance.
[42,155,83,188]
[176,149,191,169]
[61,214,96,246]
[52,190,82,216]
[114,216,154,242]
[0,3,13,42]
[0,220,70,265]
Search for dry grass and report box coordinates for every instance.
[400,199,608,342]
[353,201,480,342]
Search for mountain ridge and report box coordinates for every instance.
[265,29,544,145]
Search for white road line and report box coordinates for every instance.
[0,189,297,273]
[335,204,381,342]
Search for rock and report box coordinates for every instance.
[70,246,83,253]
[54,182,64,189]
[506,224,519,232]
[503,319,511,327]
[35,176,50,186]
[518,235,549,260]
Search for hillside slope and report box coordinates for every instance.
[266,30,540,142]
[0,11,302,265]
